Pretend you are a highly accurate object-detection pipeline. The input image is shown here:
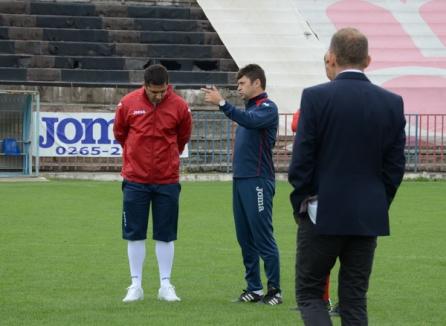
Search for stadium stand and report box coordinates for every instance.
[0,0,444,174]
[0,0,237,87]
[0,0,245,173]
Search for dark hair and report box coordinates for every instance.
[144,64,169,85]
[329,27,368,67]
[236,64,266,90]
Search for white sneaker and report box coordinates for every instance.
[158,285,181,302]
[122,286,144,303]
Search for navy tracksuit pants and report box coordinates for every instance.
[233,177,280,292]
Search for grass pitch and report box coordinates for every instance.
[0,180,445,325]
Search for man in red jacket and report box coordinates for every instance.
[113,64,192,303]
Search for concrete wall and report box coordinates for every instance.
[0,84,243,113]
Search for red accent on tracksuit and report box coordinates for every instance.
[113,85,192,184]
[291,110,300,133]
[323,275,331,302]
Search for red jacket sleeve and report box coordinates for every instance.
[113,101,128,146]
[177,104,192,154]
[291,110,300,133]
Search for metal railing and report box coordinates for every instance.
[37,112,446,173]
[183,111,234,173]
[182,112,446,173]
[405,114,446,172]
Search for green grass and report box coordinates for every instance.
[0,180,445,325]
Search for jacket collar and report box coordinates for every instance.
[335,71,370,83]
[141,84,173,105]
[246,92,268,107]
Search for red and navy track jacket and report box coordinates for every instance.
[219,92,278,180]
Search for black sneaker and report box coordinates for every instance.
[262,288,283,305]
[238,290,264,303]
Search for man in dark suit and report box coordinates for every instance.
[288,27,406,325]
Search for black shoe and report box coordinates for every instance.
[238,290,264,303]
[262,288,283,305]
[329,303,340,316]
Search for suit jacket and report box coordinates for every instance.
[288,72,406,236]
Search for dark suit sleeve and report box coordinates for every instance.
[382,96,406,206]
[288,89,318,218]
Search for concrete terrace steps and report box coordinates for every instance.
[0,39,231,59]
[0,54,237,72]
[0,1,206,20]
[0,14,214,32]
[0,26,222,45]
[0,0,238,87]
[0,67,236,87]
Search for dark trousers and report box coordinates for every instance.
[233,177,280,291]
[122,180,181,242]
[296,216,377,326]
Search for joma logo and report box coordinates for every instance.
[256,186,264,212]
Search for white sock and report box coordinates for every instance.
[127,240,146,288]
[155,240,174,288]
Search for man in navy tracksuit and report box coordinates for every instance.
[202,64,282,305]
